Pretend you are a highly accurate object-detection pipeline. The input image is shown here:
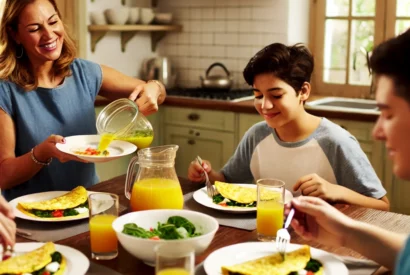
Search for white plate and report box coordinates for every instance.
[56,135,137,163]
[0,242,89,275]
[193,184,293,214]
[204,242,348,275]
[10,190,98,222]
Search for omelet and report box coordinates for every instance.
[0,242,66,275]
[221,245,323,275]
[215,181,256,204]
[214,181,281,204]
[18,186,87,211]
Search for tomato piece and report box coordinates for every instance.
[52,210,63,217]
[218,202,227,207]
[149,236,160,240]
[306,271,314,275]
[42,271,51,275]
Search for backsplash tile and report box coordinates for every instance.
[157,0,292,89]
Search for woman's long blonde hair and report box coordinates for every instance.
[0,0,77,91]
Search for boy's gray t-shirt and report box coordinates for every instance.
[221,118,386,198]
[0,58,102,201]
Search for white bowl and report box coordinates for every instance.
[154,13,173,24]
[140,8,155,25]
[127,7,140,24]
[104,7,130,25]
[112,209,219,266]
[89,11,106,25]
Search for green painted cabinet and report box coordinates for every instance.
[162,107,236,177]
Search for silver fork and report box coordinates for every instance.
[196,156,216,198]
[276,208,295,260]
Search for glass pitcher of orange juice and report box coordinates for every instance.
[125,145,183,211]
[96,99,154,150]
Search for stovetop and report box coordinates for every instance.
[166,88,254,102]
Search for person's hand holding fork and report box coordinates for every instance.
[187,158,212,183]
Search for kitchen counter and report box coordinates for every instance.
[95,95,379,122]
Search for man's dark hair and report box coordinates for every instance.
[369,28,410,103]
[243,43,314,94]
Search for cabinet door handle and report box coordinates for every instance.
[187,139,196,145]
[188,113,200,121]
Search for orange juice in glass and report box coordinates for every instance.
[157,268,191,275]
[130,178,183,211]
[88,193,119,260]
[256,179,285,242]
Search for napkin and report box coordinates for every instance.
[183,192,256,231]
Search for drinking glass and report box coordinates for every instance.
[256,178,285,242]
[88,193,119,260]
[155,243,194,275]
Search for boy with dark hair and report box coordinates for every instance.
[188,43,389,210]
[288,28,410,274]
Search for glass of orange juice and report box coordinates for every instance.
[155,243,194,275]
[88,193,119,260]
[256,178,285,242]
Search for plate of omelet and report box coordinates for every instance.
[0,242,89,275]
[9,186,100,222]
[204,242,348,275]
[193,182,293,214]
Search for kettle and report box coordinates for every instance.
[141,57,176,88]
[200,62,233,90]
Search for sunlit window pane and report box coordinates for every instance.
[349,20,374,85]
[397,0,410,17]
[352,0,375,16]
[323,20,348,84]
[396,20,410,35]
[326,0,349,16]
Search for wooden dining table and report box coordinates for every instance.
[16,175,410,275]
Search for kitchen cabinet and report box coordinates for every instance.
[237,113,263,143]
[162,107,236,177]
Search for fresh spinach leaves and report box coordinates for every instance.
[122,215,201,240]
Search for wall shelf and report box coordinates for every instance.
[88,24,182,52]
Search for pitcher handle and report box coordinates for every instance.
[125,155,139,200]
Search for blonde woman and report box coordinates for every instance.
[0,0,166,201]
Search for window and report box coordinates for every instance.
[310,0,410,98]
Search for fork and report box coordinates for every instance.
[276,207,295,260]
[196,156,216,198]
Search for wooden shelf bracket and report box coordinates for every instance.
[90,31,107,52]
[151,31,167,52]
[120,31,139,52]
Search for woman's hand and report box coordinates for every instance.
[286,196,354,248]
[188,159,212,183]
[35,135,88,163]
[129,81,164,116]
[293,173,340,202]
